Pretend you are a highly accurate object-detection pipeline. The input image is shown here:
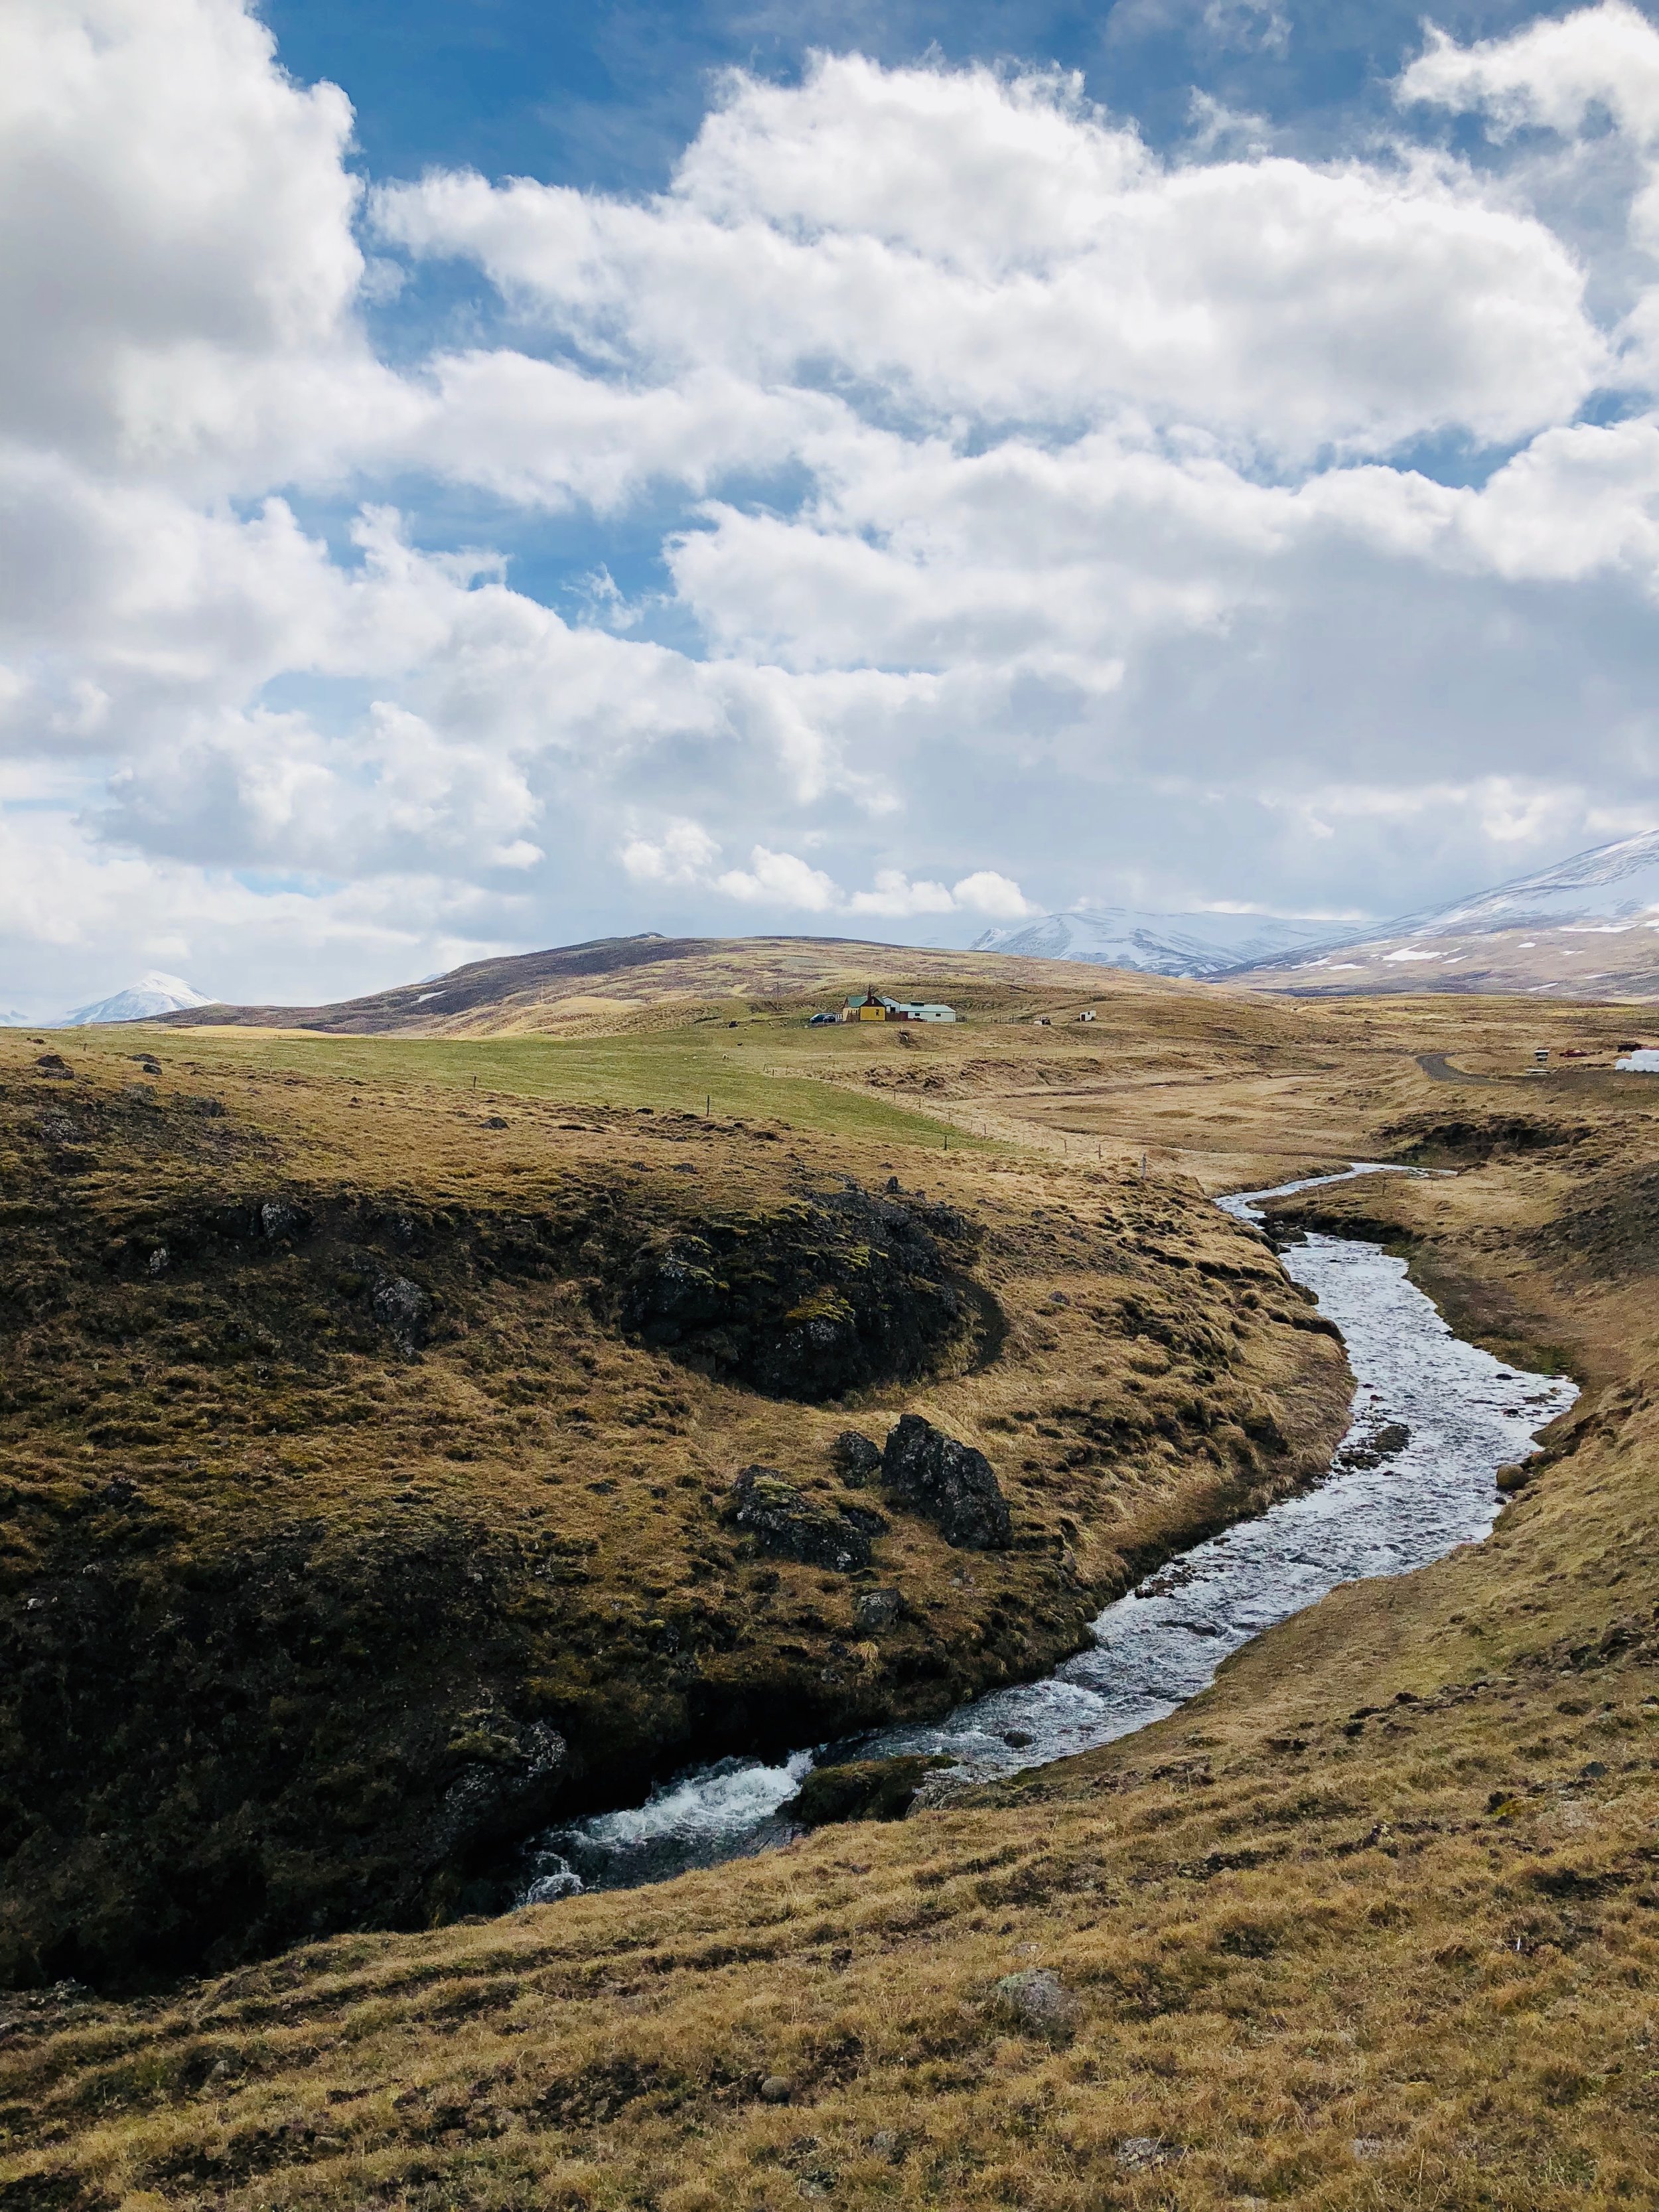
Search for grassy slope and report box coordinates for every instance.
[129,1025,992,1151]
[9,995,1659,2209]
[156,934,1190,1038]
[0,1020,1346,1990]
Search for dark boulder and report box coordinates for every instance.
[837,1502,890,1541]
[425,1719,570,1868]
[724,1467,877,1574]
[832,1430,883,1485]
[881,1414,1011,1550]
[852,1587,904,1633]
[373,1274,432,1352]
[786,1753,956,1826]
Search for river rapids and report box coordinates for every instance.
[520,1165,1577,1904]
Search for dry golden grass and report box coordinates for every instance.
[5,1534,1656,2210]
[7,983,1659,2208]
[0,1020,1345,1990]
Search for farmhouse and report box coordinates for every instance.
[840,990,958,1024]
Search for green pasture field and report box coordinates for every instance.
[92,1019,997,1153]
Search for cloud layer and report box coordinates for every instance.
[7,1,1659,1007]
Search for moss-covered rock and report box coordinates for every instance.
[618,1188,981,1399]
[785,1754,956,1826]
[723,1467,885,1573]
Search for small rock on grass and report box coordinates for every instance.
[725,1467,875,1573]
[852,1587,903,1633]
[989,1967,1081,2041]
[1117,2137,1181,2172]
[758,2075,792,2104]
[832,1430,883,1486]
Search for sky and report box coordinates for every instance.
[8,0,1659,1011]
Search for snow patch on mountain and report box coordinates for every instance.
[1384,828,1659,939]
[1233,830,1659,997]
[62,972,213,1025]
[974,908,1354,978]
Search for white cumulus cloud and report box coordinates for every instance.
[9,1,1659,1006]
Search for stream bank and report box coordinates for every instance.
[520,1165,1577,1902]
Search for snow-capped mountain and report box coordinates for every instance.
[62,972,213,1025]
[974,907,1352,978]
[0,1009,35,1027]
[1232,830,1659,997]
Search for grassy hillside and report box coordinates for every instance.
[7,993,1659,2209]
[0,1024,1346,1988]
[153,932,1191,1039]
[109,1025,991,1150]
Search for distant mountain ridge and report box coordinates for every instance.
[0,972,212,1028]
[1232,830,1659,998]
[974,907,1353,978]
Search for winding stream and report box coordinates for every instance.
[520,1165,1577,1904]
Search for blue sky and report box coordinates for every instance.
[262,0,1558,187]
[3,0,1659,1010]
[263,0,1619,628]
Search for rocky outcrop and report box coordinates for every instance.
[619,1188,983,1401]
[0,1520,564,1988]
[1381,1112,1587,1165]
[425,1718,569,1867]
[723,1467,887,1574]
[881,1415,1011,1550]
